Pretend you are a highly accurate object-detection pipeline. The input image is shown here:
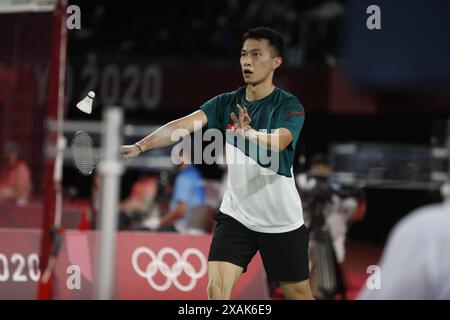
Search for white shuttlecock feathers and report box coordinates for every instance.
[76,91,95,114]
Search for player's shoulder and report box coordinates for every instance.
[275,88,304,112]
[215,86,245,102]
[201,87,244,114]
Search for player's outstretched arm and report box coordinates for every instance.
[121,110,208,158]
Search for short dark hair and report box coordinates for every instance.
[242,27,285,58]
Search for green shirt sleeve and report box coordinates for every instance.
[200,94,225,130]
[274,98,305,149]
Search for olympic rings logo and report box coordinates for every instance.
[131,247,207,292]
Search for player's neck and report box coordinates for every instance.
[245,81,275,102]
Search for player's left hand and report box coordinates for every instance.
[231,104,253,136]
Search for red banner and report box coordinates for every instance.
[0,229,269,300]
[0,201,86,229]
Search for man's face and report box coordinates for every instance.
[240,39,281,85]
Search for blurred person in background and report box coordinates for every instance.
[121,27,313,300]
[118,175,159,230]
[91,170,171,231]
[298,153,366,299]
[0,141,32,206]
[91,171,159,230]
[358,117,450,300]
[299,153,366,263]
[155,146,206,233]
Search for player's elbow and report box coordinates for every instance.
[274,128,293,151]
[177,110,208,133]
[278,136,292,151]
[278,140,291,151]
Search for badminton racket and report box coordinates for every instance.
[71,130,98,176]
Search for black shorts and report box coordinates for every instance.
[208,211,310,282]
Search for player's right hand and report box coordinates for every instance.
[120,145,141,159]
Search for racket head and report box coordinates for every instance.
[71,130,98,176]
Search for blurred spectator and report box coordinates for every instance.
[118,175,159,230]
[299,0,344,66]
[120,176,158,215]
[297,153,366,299]
[157,145,206,233]
[0,141,32,205]
[90,168,164,230]
[358,118,450,300]
[298,153,366,261]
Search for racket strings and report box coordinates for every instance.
[72,131,96,175]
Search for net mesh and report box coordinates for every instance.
[0,2,63,300]
[0,11,53,198]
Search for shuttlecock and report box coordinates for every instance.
[76,91,95,114]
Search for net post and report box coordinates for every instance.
[94,107,124,300]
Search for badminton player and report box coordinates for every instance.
[121,27,313,300]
